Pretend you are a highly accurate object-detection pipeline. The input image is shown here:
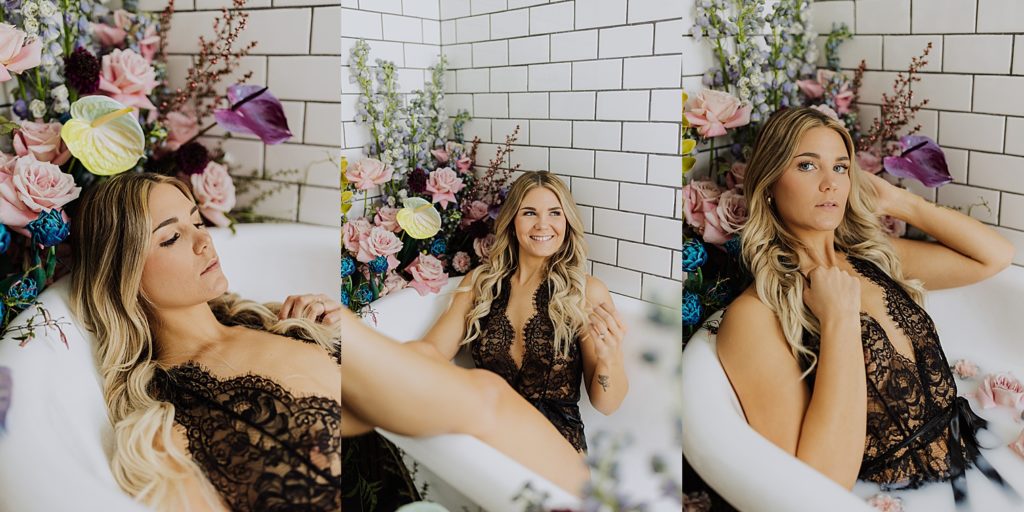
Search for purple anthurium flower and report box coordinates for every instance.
[882,135,952,188]
[213,85,292,145]
[0,366,10,434]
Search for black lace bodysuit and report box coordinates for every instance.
[801,256,1013,504]
[471,274,587,452]
[150,341,341,512]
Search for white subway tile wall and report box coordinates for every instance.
[145,0,340,225]
[806,0,1024,266]
[342,0,682,303]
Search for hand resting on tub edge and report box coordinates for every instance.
[339,171,630,496]
[712,107,1018,507]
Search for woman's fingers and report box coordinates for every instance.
[279,293,341,323]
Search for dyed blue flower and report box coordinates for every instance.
[0,225,9,254]
[724,236,743,259]
[340,289,350,307]
[340,257,356,278]
[681,239,707,273]
[355,283,375,304]
[7,278,37,307]
[368,255,389,274]
[27,209,69,248]
[430,238,446,256]
[682,290,702,327]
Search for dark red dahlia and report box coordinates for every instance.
[64,48,101,95]
[175,142,210,175]
[407,167,428,194]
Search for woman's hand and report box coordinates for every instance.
[584,302,626,364]
[861,171,908,218]
[279,293,344,326]
[802,266,861,325]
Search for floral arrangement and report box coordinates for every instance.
[0,0,293,331]
[341,39,518,312]
[682,0,955,341]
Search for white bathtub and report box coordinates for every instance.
[682,265,1024,512]
[0,223,339,512]
[365,278,682,512]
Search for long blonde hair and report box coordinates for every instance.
[459,171,589,357]
[68,172,338,511]
[740,107,924,375]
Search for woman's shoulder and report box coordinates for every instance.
[718,285,784,347]
[584,275,612,304]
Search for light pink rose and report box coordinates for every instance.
[346,158,394,190]
[379,272,408,298]
[164,110,199,151]
[796,78,825,99]
[406,254,449,296]
[426,167,466,209]
[0,23,41,82]
[374,205,402,233]
[190,161,236,227]
[473,233,495,262]
[682,180,723,230]
[879,214,907,238]
[726,161,746,189]
[13,121,70,165]
[811,104,840,120]
[430,148,449,164]
[974,373,1024,411]
[712,189,747,234]
[799,69,854,114]
[452,251,471,273]
[1010,429,1024,459]
[138,25,160,63]
[342,217,372,254]
[857,150,884,175]
[461,200,490,227]
[357,226,403,271]
[456,155,473,173]
[0,155,81,229]
[867,493,903,512]
[98,49,159,111]
[684,89,752,138]
[93,10,132,48]
[952,359,979,379]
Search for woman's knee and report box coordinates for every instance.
[463,369,508,436]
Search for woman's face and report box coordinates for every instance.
[771,126,852,234]
[513,186,567,260]
[140,183,228,309]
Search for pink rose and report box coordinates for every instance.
[374,205,402,233]
[406,254,449,296]
[379,272,408,298]
[430,148,449,164]
[834,89,854,114]
[452,251,471,273]
[98,49,159,111]
[426,167,466,210]
[952,360,979,379]
[0,23,41,82]
[0,155,81,229]
[138,25,160,63]
[92,23,127,48]
[1010,429,1024,459]
[13,121,70,165]
[461,200,490,227]
[346,158,394,190]
[342,217,372,254]
[879,215,907,238]
[974,373,1024,411]
[800,69,854,114]
[726,161,746,189]
[357,226,403,271]
[473,233,495,262]
[682,180,723,230]
[867,493,903,512]
[703,189,746,245]
[190,161,236,227]
[796,78,825,99]
[164,110,199,151]
[857,150,883,175]
[456,155,473,173]
[684,89,751,138]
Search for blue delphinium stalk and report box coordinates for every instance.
[765,0,817,111]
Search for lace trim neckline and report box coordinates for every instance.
[158,360,341,408]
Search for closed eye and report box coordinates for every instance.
[160,233,180,247]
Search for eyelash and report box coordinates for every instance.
[797,161,849,174]
[523,211,561,216]
[159,222,205,247]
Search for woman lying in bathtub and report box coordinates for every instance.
[405,170,629,453]
[716,107,1017,506]
[69,173,341,512]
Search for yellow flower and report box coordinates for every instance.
[682,138,696,155]
[60,96,144,176]
[396,197,441,240]
[341,190,353,215]
[340,156,349,187]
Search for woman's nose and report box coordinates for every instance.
[193,228,211,254]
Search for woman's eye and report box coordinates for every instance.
[833,165,849,174]
[523,211,535,216]
[551,211,561,216]
[797,161,816,172]
[160,233,181,247]
[193,222,205,229]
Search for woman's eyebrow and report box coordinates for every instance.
[792,152,850,161]
[152,205,199,233]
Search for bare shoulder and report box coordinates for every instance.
[585,275,613,305]
[716,285,793,371]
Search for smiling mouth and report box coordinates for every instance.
[530,235,554,242]
[201,258,219,275]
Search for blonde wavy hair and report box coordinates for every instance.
[68,172,338,511]
[458,171,589,357]
[740,107,924,376]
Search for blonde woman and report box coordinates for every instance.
[69,173,341,512]
[405,170,629,453]
[716,107,1017,504]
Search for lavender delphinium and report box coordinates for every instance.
[764,0,817,112]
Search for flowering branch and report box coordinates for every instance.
[857,43,932,153]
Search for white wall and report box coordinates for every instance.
[807,0,1024,266]
[143,0,341,226]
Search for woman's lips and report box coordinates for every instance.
[201,258,219,275]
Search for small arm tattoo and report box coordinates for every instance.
[597,374,610,392]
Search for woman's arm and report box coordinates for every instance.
[404,267,482,361]
[718,270,867,490]
[865,172,1016,290]
[579,277,628,415]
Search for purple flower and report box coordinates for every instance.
[214,85,292,145]
[883,135,952,188]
